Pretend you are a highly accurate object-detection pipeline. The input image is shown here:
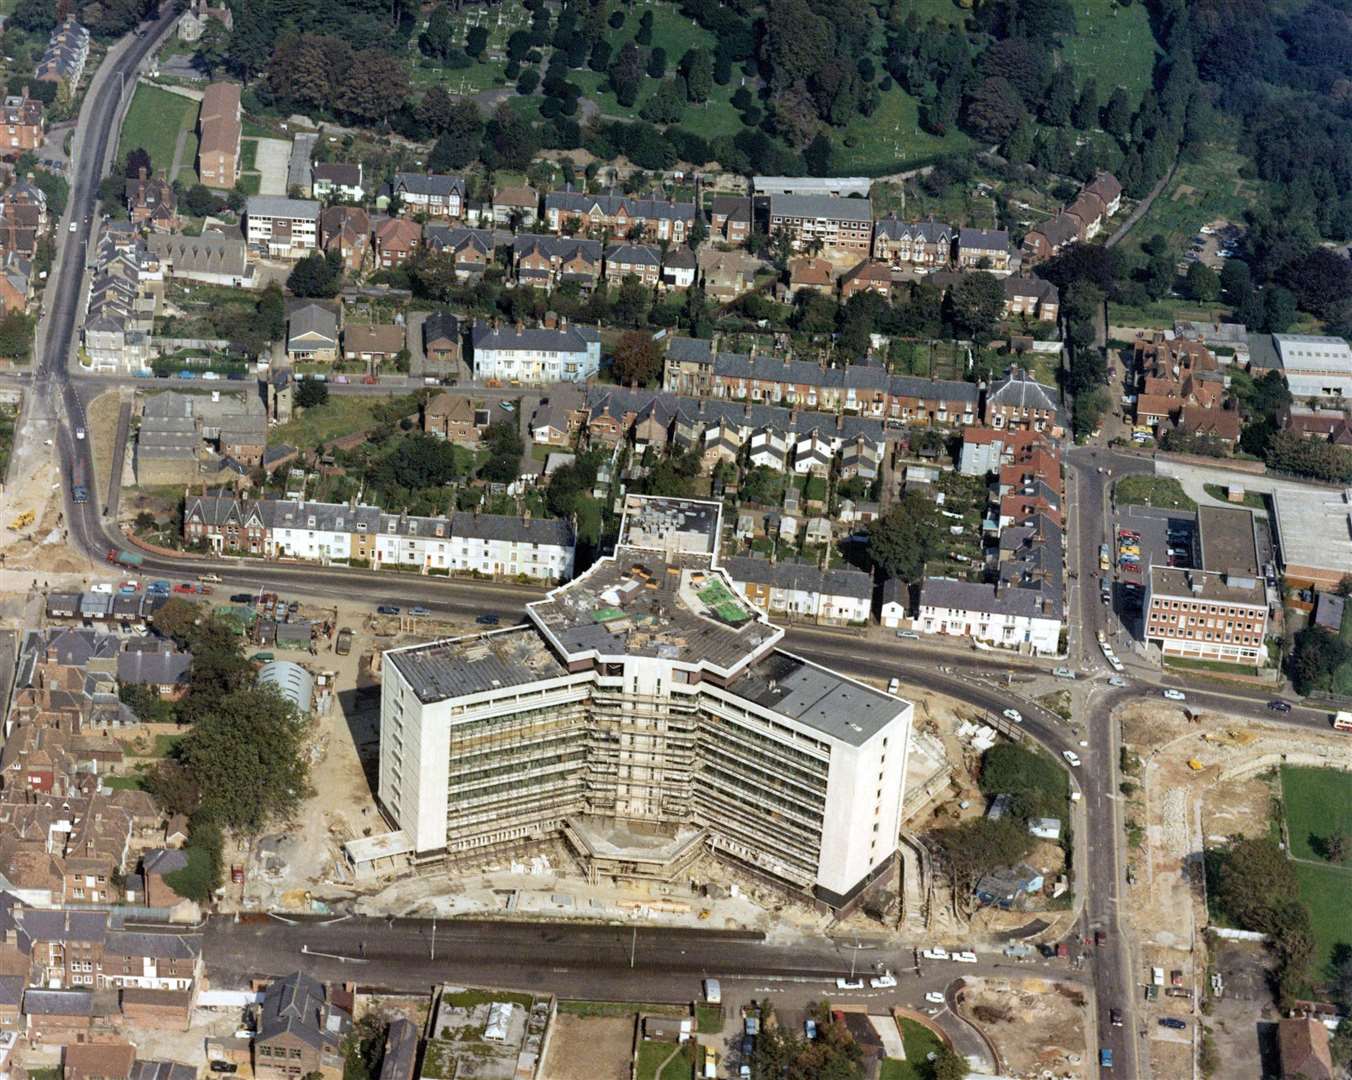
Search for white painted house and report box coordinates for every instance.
[913,577,1061,655]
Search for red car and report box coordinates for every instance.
[172,583,194,594]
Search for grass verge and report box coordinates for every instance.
[1114,475,1196,511]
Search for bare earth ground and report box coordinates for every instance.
[955,975,1089,1078]
[540,1015,633,1080]
[1117,699,1352,1079]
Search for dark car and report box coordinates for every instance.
[1094,930,1106,947]
[230,593,254,604]
[1110,1008,1123,1027]
[741,1036,754,1057]
[209,1064,238,1075]
[475,613,500,625]
[1267,700,1292,712]
[1159,1017,1186,1030]
[377,605,400,615]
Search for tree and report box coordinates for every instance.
[124,147,152,180]
[647,47,667,79]
[1281,247,1352,322]
[295,379,330,409]
[1332,1019,1352,1070]
[1220,259,1253,305]
[0,312,34,364]
[338,50,410,126]
[1214,836,1300,934]
[962,77,1027,141]
[1101,86,1132,140]
[681,48,714,103]
[639,80,686,124]
[946,271,1005,339]
[803,133,834,177]
[12,0,57,34]
[1072,78,1099,129]
[1289,623,1352,693]
[1043,75,1074,126]
[428,100,483,170]
[1327,832,1348,864]
[609,41,644,108]
[421,3,456,60]
[932,1047,970,1080]
[867,491,942,581]
[1185,261,1220,302]
[979,743,1069,821]
[611,330,662,386]
[930,817,1036,912]
[1263,285,1298,333]
[383,434,468,489]
[466,25,490,58]
[286,251,343,298]
[171,688,311,834]
[1144,252,1176,300]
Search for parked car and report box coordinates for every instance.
[835,978,864,990]
[869,974,897,989]
[896,630,920,640]
[376,605,400,615]
[1267,700,1292,712]
[1052,667,1076,680]
[1002,708,1023,724]
[951,951,978,964]
[475,613,500,625]
[172,583,194,594]
[1062,750,1082,767]
[920,948,949,961]
[1110,1008,1123,1027]
[1108,676,1128,688]
[887,677,900,695]
[924,992,945,1004]
[1162,689,1186,701]
[410,606,430,617]
[1159,1017,1186,1030]
[1094,930,1107,947]
[803,1020,817,1040]
[230,592,254,604]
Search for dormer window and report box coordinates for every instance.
[307,516,316,528]
[409,522,418,534]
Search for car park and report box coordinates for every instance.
[836,978,863,990]
[1002,708,1023,724]
[1062,750,1082,767]
[1162,689,1186,701]
[924,992,945,1004]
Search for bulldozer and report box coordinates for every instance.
[7,510,34,531]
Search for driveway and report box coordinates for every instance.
[254,137,291,196]
[287,132,318,192]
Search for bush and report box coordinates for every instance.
[978,742,1070,821]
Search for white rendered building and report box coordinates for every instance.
[379,495,911,910]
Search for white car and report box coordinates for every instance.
[888,677,900,695]
[89,583,112,594]
[869,974,897,989]
[68,221,76,232]
[1002,708,1023,724]
[1062,750,1082,767]
[1108,657,1125,673]
[836,978,863,990]
[1052,667,1077,680]
[75,427,85,440]
[1108,675,1128,687]
[924,992,945,1004]
[951,951,978,964]
[920,948,949,961]
[1162,689,1186,702]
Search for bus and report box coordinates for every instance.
[1333,712,1352,732]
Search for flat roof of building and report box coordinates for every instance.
[527,548,780,673]
[387,625,567,702]
[731,650,903,746]
[1148,565,1265,605]
[1272,486,1352,577]
[618,494,721,556]
[1197,505,1259,576]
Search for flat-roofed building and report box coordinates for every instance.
[378,495,911,911]
[1272,334,1352,399]
[768,194,873,254]
[245,196,319,260]
[1273,486,1352,590]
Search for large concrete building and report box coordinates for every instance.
[378,496,911,910]
[1144,505,1269,665]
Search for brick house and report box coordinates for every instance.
[63,1040,135,1080]
[342,324,405,367]
[512,234,601,290]
[0,90,44,155]
[373,217,420,269]
[318,206,370,273]
[543,186,695,243]
[422,313,460,366]
[197,82,241,190]
[871,217,953,268]
[422,225,494,278]
[603,243,661,286]
[1003,276,1060,321]
[423,394,482,444]
[838,260,893,300]
[125,170,178,233]
[985,367,1065,436]
[254,973,350,1080]
[708,196,751,244]
[383,173,465,218]
[183,492,268,553]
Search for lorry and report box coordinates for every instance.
[106,548,144,569]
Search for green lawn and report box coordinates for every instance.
[1113,475,1196,511]
[659,1043,696,1080]
[1201,484,1266,511]
[271,396,392,450]
[440,989,533,1010]
[835,86,973,175]
[879,1020,947,1080]
[1163,656,1261,677]
[636,1041,679,1080]
[238,173,262,195]
[1107,296,1234,331]
[557,1001,687,1018]
[118,83,198,180]
[1294,860,1352,979]
[1282,766,1352,863]
[101,774,146,791]
[240,138,258,171]
[1056,0,1159,107]
[695,1004,721,1034]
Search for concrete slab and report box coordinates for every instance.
[254,137,291,196]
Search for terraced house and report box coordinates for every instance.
[544,187,696,243]
[511,234,601,290]
[383,173,465,219]
[182,493,575,581]
[378,496,911,912]
[871,218,954,268]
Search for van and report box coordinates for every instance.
[703,979,720,1004]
